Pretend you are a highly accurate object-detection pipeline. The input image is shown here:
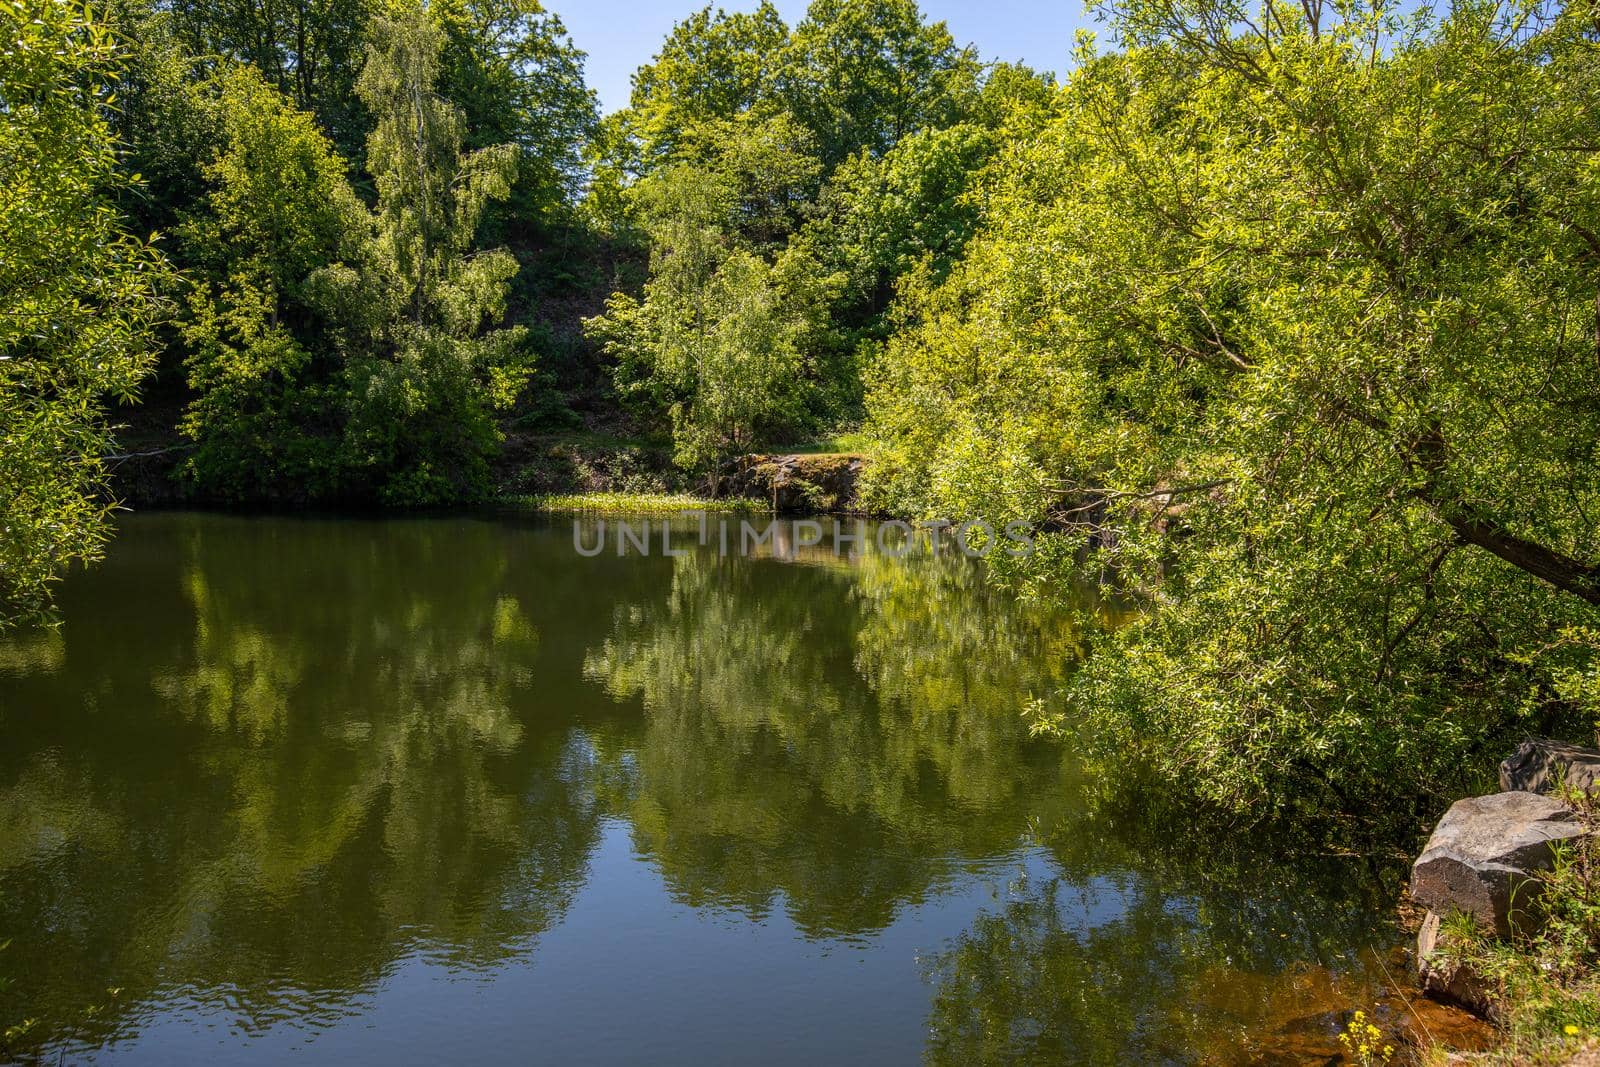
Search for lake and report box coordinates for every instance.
[0,511,1410,1064]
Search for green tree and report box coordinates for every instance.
[863,0,1600,823]
[774,0,981,170]
[433,0,597,228]
[793,121,996,415]
[630,2,787,157]
[165,0,373,156]
[178,67,367,499]
[584,2,789,229]
[0,0,169,629]
[101,0,221,237]
[312,0,530,504]
[585,113,830,473]
[676,109,822,251]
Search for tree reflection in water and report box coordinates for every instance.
[0,513,1405,1063]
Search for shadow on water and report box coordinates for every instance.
[0,512,1477,1064]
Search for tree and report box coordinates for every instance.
[179,67,367,499]
[163,0,374,156]
[101,0,221,237]
[626,1,788,166]
[0,0,169,629]
[312,0,530,504]
[433,0,597,228]
[774,0,981,170]
[584,2,789,229]
[662,249,823,471]
[862,0,1600,822]
[794,121,996,398]
[584,112,830,473]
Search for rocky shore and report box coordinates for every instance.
[1410,739,1600,1032]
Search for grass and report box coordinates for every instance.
[501,492,767,515]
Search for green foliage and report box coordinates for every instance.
[0,0,169,629]
[583,3,790,231]
[862,0,1600,819]
[586,107,837,473]
[164,0,373,156]
[628,1,789,166]
[175,2,530,505]
[667,250,828,471]
[677,110,823,251]
[516,492,760,514]
[583,0,1038,470]
[588,240,831,473]
[179,67,367,499]
[433,0,597,228]
[585,0,991,232]
[793,122,997,414]
[807,124,993,299]
[311,0,531,504]
[100,0,221,236]
[774,0,981,170]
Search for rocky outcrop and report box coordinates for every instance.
[1500,738,1600,796]
[1411,791,1585,938]
[719,454,865,514]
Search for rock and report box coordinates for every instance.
[720,453,865,513]
[1410,791,1586,938]
[1415,910,1496,1019]
[1500,738,1600,796]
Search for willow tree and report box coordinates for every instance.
[864,0,1600,822]
[0,0,168,629]
[313,0,529,504]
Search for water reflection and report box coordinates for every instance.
[0,513,1407,1064]
[581,546,1084,935]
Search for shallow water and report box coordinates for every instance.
[0,511,1416,1063]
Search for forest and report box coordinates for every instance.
[7,0,1600,1056]
[6,0,1600,836]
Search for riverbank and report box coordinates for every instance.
[504,491,763,514]
[1405,743,1600,1065]
[109,428,872,515]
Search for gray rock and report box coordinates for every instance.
[1500,738,1600,796]
[1410,791,1586,938]
[1416,910,1495,1019]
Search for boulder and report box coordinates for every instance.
[1500,738,1600,796]
[1415,910,1496,1019]
[1410,791,1586,938]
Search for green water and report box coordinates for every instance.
[0,512,1400,1064]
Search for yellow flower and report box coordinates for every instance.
[1565,1024,1582,1036]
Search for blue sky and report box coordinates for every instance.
[554,0,1099,115]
